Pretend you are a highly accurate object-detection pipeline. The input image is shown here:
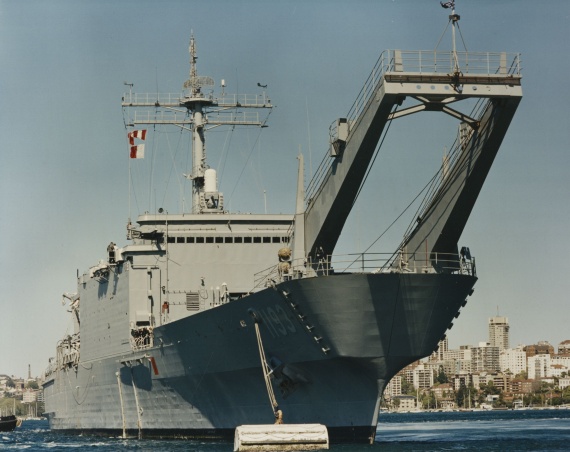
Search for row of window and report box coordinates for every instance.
[166,236,289,244]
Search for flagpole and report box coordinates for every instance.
[440,1,461,75]
[128,132,132,235]
[451,2,459,74]
[451,3,457,72]
[124,82,134,233]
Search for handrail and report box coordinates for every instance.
[131,109,263,125]
[121,92,271,108]
[252,250,476,291]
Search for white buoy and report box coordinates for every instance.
[234,424,329,451]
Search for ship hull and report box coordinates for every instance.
[43,271,476,443]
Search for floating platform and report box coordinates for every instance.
[234,424,329,451]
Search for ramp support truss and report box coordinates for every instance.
[303,49,522,262]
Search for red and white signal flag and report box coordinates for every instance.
[128,130,147,159]
[130,144,145,159]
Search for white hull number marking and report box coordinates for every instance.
[260,305,296,338]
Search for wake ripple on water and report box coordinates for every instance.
[375,410,570,451]
[2,410,569,452]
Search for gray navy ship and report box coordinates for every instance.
[43,7,522,444]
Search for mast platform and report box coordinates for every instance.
[122,92,272,126]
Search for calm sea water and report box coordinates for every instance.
[1,409,569,451]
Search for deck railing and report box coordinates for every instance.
[253,250,476,290]
[121,92,271,108]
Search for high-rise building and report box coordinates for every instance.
[384,376,402,399]
[433,337,449,361]
[412,364,434,390]
[489,316,509,351]
[499,345,527,375]
[528,354,551,379]
[471,342,500,373]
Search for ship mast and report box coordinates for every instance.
[182,35,213,210]
[122,35,273,214]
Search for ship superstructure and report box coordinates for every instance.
[43,10,522,443]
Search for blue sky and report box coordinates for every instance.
[1,0,569,378]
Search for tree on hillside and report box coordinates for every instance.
[401,376,415,395]
[480,380,501,396]
[436,365,448,384]
[0,397,24,416]
[514,370,528,380]
[456,383,476,408]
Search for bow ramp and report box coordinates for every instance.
[303,50,522,262]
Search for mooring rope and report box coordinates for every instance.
[254,322,278,412]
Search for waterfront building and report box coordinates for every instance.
[500,345,527,375]
[442,357,471,376]
[492,373,511,393]
[477,372,496,386]
[432,383,454,400]
[451,371,480,391]
[431,337,449,361]
[394,395,417,411]
[23,389,37,403]
[11,378,25,392]
[439,399,456,410]
[439,345,472,376]
[558,340,570,354]
[510,379,538,394]
[398,361,421,385]
[559,377,570,390]
[489,316,509,351]
[384,375,402,399]
[443,346,472,361]
[551,354,570,370]
[524,341,554,358]
[471,342,500,373]
[549,364,567,378]
[528,354,551,379]
[412,364,434,390]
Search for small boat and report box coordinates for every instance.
[0,415,20,432]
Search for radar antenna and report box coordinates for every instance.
[183,34,214,95]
